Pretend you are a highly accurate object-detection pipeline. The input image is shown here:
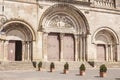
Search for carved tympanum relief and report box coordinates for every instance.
[47,14,75,29]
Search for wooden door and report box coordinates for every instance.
[47,33,60,61]
[97,44,106,61]
[8,41,15,61]
[63,34,75,61]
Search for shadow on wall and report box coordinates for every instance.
[116,78,120,80]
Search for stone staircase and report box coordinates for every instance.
[40,62,93,71]
[0,61,120,71]
[0,61,36,71]
[91,62,120,68]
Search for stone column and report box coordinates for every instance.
[60,33,64,61]
[82,34,86,61]
[22,41,25,61]
[110,45,113,61]
[105,45,108,61]
[74,35,78,61]
[79,36,82,61]
[0,40,4,60]
[27,41,30,61]
[4,41,8,61]
[29,41,32,61]
[24,41,28,61]
[83,37,86,61]
[43,33,48,61]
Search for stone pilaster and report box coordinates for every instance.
[74,35,78,61]
[0,40,4,60]
[43,33,48,61]
[4,41,8,61]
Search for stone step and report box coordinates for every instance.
[38,62,93,71]
[92,62,120,68]
[1,61,119,71]
[0,61,36,70]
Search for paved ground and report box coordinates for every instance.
[0,68,120,80]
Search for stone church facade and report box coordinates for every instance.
[0,0,120,63]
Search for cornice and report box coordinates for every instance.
[38,0,91,6]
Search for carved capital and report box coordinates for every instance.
[60,33,65,40]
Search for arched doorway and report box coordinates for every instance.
[93,27,119,62]
[39,4,89,62]
[0,20,36,61]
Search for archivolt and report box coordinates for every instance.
[0,19,36,41]
[92,27,119,45]
[38,3,89,35]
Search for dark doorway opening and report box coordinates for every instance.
[15,41,22,61]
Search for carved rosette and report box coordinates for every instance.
[0,15,7,26]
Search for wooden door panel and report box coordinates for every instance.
[63,35,74,61]
[97,44,106,61]
[8,41,15,61]
[47,34,59,61]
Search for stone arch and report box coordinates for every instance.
[0,19,36,61]
[92,27,119,44]
[38,3,90,35]
[92,27,119,62]
[0,19,36,41]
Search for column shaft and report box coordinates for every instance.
[110,45,113,61]
[74,35,78,61]
[80,37,82,61]
[4,41,8,61]
[60,33,64,61]
[22,41,25,61]
[27,42,30,61]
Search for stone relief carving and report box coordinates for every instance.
[47,15,74,29]
[0,15,7,26]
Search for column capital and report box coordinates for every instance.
[74,34,79,40]
[43,33,48,38]
[4,40,9,44]
[60,33,65,40]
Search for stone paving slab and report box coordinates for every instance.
[0,68,120,80]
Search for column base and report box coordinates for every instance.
[60,58,64,62]
[3,57,8,61]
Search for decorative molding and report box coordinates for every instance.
[0,15,7,26]
[38,0,91,6]
[93,0,115,9]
